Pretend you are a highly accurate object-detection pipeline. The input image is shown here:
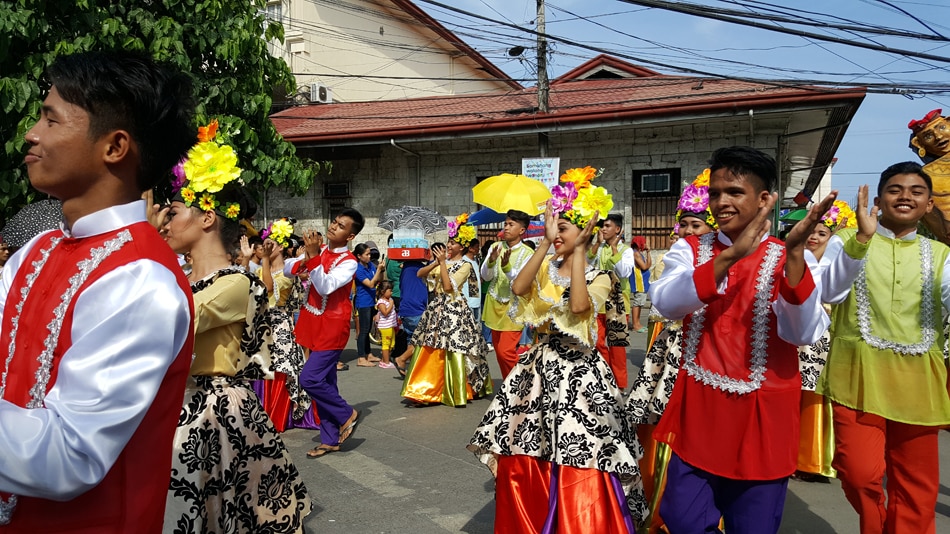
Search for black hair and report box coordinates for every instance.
[506,209,531,229]
[480,239,496,258]
[46,51,196,191]
[708,146,776,193]
[524,240,537,250]
[877,161,933,197]
[605,213,624,227]
[377,280,394,293]
[338,207,365,236]
[247,235,264,247]
[353,243,371,257]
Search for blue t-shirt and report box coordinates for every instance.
[398,261,428,317]
[354,262,377,308]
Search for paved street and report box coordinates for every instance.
[285,329,950,533]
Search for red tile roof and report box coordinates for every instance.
[272,75,865,144]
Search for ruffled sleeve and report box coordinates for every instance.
[551,271,610,348]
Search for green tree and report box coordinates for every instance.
[0,0,321,224]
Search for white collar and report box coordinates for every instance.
[61,200,146,238]
[876,225,917,241]
[716,231,768,247]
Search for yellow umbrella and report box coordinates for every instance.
[472,173,552,216]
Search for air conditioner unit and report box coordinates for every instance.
[310,83,332,104]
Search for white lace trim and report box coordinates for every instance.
[0,230,131,524]
[855,237,935,356]
[681,233,782,395]
[302,252,350,316]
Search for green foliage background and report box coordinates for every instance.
[0,0,322,224]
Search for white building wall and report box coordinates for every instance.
[265,0,513,103]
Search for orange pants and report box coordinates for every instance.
[491,330,522,379]
[832,403,940,534]
[595,314,628,389]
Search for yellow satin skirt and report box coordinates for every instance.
[401,345,492,406]
[797,390,837,477]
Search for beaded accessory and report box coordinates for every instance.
[854,237,935,355]
[680,232,782,395]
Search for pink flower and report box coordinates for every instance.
[171,158,187,192]
[551,182,578,214]
[447,220,459,237]
[677,184,709,212]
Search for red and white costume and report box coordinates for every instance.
[0,201,193,532]
[650,232,828,479]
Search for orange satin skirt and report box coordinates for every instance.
[494,454,635,533]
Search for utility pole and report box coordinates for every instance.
[537,0,549,156]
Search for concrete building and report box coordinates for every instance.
[268,54,865,250]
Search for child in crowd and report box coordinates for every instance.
[375,281,398,369]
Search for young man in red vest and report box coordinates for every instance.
[296,209,364,458]
[0,51,195,532]
[650,147,833,533]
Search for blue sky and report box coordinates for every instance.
[425,0,950,204]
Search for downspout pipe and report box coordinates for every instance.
[391,139,421,205]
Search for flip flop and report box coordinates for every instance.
[356,359,376,367]
[306,444,339,458]
[394,361,407,378]
[339,410,361,445]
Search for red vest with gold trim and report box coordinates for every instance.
[0,222,194,533]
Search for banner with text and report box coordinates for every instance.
[522,157,560,190]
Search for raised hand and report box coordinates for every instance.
[730,192,777,260]
[785,190,838,252]
[500,248,512,268]
[144,189,170,232]
[575,213,600,249]
[489,242,501,263]
[303,230,324,257]
[432,244,447,263]
[239,235,253,261]
[855,185,879,243]
[543,200,558,243]
[262,239,276,257]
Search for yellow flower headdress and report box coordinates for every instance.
[262,218,294,248]
[821,200,857,230]
[447,213,476,244]
[172,119,244,220]
[551,166,612,228]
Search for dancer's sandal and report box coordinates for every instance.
[339,410,361,444]
[306,444,339,458]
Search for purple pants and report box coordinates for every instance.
[300,349,353,446]
[661,452,789,534]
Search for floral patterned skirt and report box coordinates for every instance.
[468,331,647,523]
[626,325,682,426]
[265,308,311,421]
[165,375,312,533]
